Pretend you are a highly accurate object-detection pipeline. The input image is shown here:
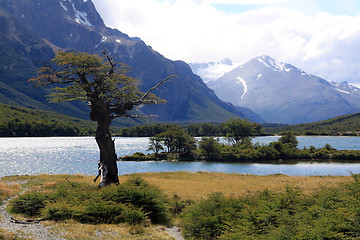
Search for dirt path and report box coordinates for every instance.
[165,226,184,240]
[0,181,65,240]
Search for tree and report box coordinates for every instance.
[155,126,196,158]
[279,131,298,147]
[198,137,222,161]
[148,136,164,155]
[30,51,174,187]
[223,118,256,145]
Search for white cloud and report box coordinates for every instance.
[92,0,360,84]
[200,0,288,4]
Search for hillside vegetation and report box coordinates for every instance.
[0,103,96,136]
[264,112,360,136]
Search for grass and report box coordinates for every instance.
[0,182,21,204]
[2,172,350,201]
[44,220,173,240]
[121,172,350,200]
[0,228,23,240]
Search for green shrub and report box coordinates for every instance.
[181,193,244,240]
[101,176,170,225]
[10,192,46,217]
[180,180,360,240]
[9,177,170,226]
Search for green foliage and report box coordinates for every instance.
[101,176,170,225]
[118,123,177,137]
[32,51,142,105]
[0,103,96,137]
[155,126,197,158]
[124,129,360,162]
[265,112,360,136]
[198,137,222,161]
[187,122,225,137]
[117,121,266,138]
[10,192,46,217]
[9,178,170,225]
[181,176,360,239]
[279,131,298,147]
[223,118,257,145]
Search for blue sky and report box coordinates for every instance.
[93,0,360,84]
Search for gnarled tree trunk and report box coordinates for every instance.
[92,103,119,187]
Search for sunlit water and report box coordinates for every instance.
[0,136,360,177]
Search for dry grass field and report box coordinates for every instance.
[0,172,353,240]
[2,171,351,200]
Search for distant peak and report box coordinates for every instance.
[218,58,233,66]
[255,55,292,73]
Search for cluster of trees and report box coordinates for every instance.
[118,119,266,138]
[117,123,177,137]
[0,119,94,137]
[123,125,360,162]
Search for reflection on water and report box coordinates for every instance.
[0,136,360,177]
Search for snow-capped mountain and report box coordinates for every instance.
[208,55,360,124]
[189,58,235,83]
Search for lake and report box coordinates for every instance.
[1,136,360,177]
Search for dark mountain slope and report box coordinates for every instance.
[0,0,245,122]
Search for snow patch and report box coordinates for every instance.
[336,88,350,95]
[257,74,262,80]
[70,2,93,27]
[60,2,67,11]
[258,56,291,72]
[95,36,107,48]
[236,77,247,99]
[75,10,92,26]
[257,58,270,68]
[116,39,122,43]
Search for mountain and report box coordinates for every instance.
[189,58,234,83]
[208,55,360,124]
[0,0,246,123]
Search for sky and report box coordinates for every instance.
[91,0,360,84]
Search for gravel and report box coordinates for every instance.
[0,181,65,240]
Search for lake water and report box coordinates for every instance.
[0,136,360,177]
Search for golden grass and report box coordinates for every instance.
[44,220,174,240]
[2,172,351,201]
[0,228,23,240]
[0,182,21,203]
[120,171,351,200]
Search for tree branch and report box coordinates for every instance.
[102,50,116,76]
[133,75,176,105]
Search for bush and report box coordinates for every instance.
[9,192,46,217]
[9,177,170,226]
[180,179,360,240]
[181,193,243,240]
[101,176,170,225]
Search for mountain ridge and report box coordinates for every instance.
[208,55,360,124]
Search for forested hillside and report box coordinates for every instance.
[265,112,360,135]
[0,103,96,136]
